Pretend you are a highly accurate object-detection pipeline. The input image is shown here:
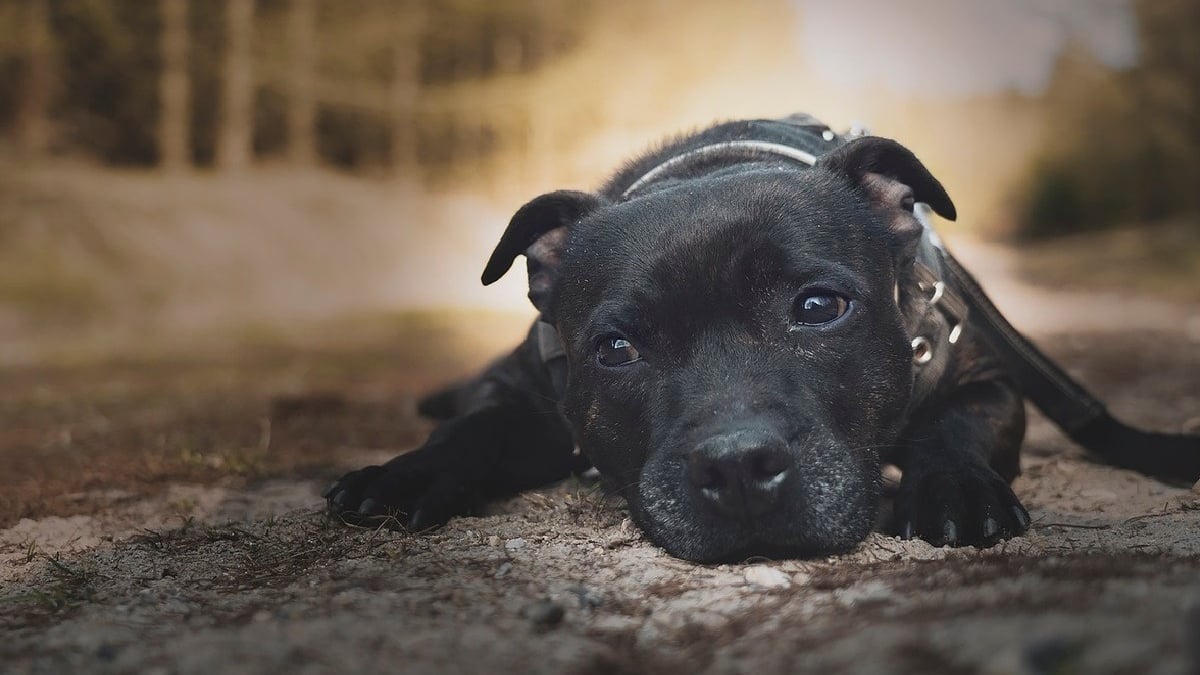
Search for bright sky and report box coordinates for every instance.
[795,0,1138,96]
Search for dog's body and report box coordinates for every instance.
[325,114,1199,563]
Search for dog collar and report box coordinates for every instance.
[907,204,969,407]
[621,140,818,199]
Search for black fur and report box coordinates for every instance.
[324,118,1037,562]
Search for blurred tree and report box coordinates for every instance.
[1134,0,1200,215]
[216,0,255,171]
[390,0,424,174]
[0,0,589,173]
[187,0,224,166]
[523,0,558,188]
[1016,0,1200,237]
[50,0,160,164]
[158,0,190,171]
[286,0,315,166]
[14,0,53,158]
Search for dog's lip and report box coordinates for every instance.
[644,433,872,541]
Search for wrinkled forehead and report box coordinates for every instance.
[557,171,889,315]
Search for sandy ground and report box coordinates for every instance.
[2,238,1200,675]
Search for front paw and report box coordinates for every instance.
[323,456,475,531]
[892,461,1030,547]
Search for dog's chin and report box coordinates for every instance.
[630,473,880,564]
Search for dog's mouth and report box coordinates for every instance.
[629,435,882,563]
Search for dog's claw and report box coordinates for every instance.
[900,522,914,540]
[358,498,385,516]
[408,508,433,531]
[894,461,1028,549]
[983,517,999,539]
[1014,505,1031,530]
[941,520,958,545]
[324,459,478,533]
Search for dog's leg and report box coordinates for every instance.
[414,381,464,420]
[892,376,1030,547]
[324,359,583,530]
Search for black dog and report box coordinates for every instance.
[325,114,1200,563]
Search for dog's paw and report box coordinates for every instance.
[892,460,1030,548]
[322,455,475,531]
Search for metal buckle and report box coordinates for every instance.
[913,262,969,344]
[914,263,940,300]
[911,337,933,365]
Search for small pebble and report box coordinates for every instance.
[494,562,513,578]
[744,565,791,589]
[521,599,564,628]
[834,580,894,607]
[505,538,527,551]
[486,535,500,547]
[1022,636,1083,674]
[568,584,603,610]
[95,644,118,661]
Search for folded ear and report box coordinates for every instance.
[818,137,956,244]
[482,190,603,318]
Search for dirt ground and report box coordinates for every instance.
[2,239,1200,675]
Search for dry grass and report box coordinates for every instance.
[0,310,528,529]
[0,160,531,366]
[1017,220,1200,303]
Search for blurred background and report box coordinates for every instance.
[0,0,1198,548]
[1,0,1197,365]
[3,3,1200,661]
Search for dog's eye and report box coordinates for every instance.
[597,336,642,367]
[792,293,849,326]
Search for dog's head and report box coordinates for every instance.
[483,137,956,562]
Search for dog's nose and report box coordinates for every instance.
[687,431,792,519]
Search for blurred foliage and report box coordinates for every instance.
[50,0,161,163]
[3,0,1198,238]
[0,0,588,171]
[1015,0,1200,237]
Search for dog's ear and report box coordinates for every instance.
[482,190,602,317]
[818,137,956,242]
